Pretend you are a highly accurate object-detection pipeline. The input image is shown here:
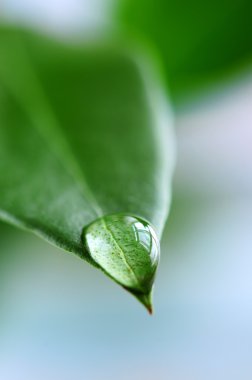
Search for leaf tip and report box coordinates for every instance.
[83,213,159,313]
[132,289,154,315]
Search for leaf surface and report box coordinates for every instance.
[0,25,174,309]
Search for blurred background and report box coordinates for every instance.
[0,0,252,379]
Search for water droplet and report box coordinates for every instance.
[82,214,160,313]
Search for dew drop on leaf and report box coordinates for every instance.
[82,214,160,313]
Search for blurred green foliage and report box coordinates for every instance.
[118,0,252,103]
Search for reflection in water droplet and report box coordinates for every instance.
[82,214,160,312]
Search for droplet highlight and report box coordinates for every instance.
[82,214,160,312]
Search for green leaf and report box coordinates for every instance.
[0,25,174,311]
[118,0,252,103]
